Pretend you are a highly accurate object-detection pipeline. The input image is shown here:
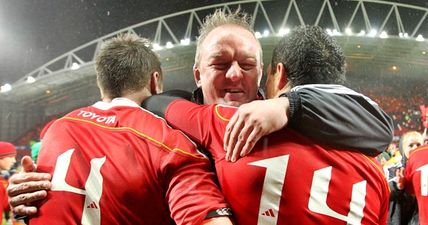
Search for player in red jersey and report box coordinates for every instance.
[143,26,390,224]
[27,34,232,225]
[403,144,428,225]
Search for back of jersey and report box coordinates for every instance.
[215,129,389,225]
[31,104,175,225]
[405,145,428,225]
[30,100,224,225]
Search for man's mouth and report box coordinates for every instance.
[225,89,243,93]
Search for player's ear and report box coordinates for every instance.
[150,71,162,95]
[193,64,202,87]
[276,63,287,90]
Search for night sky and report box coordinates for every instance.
[0,0,427,85]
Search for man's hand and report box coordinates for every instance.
[396,167,406,190]
[7,156,51,216]
[224,98,290,162]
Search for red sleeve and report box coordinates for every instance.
[0,184,9,212]
[164,99,212,144]
[164,153,229,225]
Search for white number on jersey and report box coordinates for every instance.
[416,164,428,196]
[250,155,367,225]
[51,149,106,225]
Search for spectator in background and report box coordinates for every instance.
[30,141,41,162]
[0,141,17,224]
[397,132,428,225]
[388,131,424,225]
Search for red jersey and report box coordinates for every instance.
[405,145,428,225]
[165,99,390,225]
[0,177,9,225]
[31,98,228,225]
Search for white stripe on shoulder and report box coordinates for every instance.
[291,84,378,106]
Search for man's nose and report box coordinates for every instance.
[225,61,243,81]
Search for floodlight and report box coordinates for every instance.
[0,83,12,93]
[345,27,353,35]
[357,30,366,36]
[278,28,290,36]
[26,76,36,83]
[153,43,163,51]
[180,38,190,45]
[71,62,80,70]
[263,29,270,37]
[368,29,377,37]
[166,41,174,49]
[379,31,388,39]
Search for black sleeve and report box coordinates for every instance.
[141,89,192,118]
[284,84,394,156]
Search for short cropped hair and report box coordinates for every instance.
[95,33,162,99]
[194,8,260,66]
[271,25,346,87]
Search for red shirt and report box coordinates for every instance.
[165,99,390,225]
[0,177,9,225]
[31,98,228,225]
[405,145,428,225]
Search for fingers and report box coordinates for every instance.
[8,173,52,198]
[229,124,253,162]
[21,156,36,172]
[12,204,39,217]
[225,115,244,161]
[224,112,239,151]
[240,127,263,157]
[9,190,48,208]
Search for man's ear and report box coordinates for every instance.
[193,64,202,87]
[150,71,161,95]
[276,63,287,90]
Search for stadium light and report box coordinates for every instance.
[255,31,262,39]
[70,62,80,70]
[357,30,366,36]
[326,28,333,36]
[0,83,12,93]
[180,38,190,45]
[368,29,377,37]
[263,29,270,37]
[277,28,290,36]
[345,27,353,35]
[153,43,163,51]
[422,51,427,55]
[166,41,174,49]
[416,34,425,42]
[379,31,388,39]
[26,76,36,83]
[332,29,342,36]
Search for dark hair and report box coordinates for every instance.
[95,33,162,99]
[270,25,346,87]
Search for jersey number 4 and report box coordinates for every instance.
[51,149,106,225]
[250,155,367,225]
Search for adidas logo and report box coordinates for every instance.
[261,208,275,217]
[87,201,98,209]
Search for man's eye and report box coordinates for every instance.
[240,64,255,70]
[212,64,228,70]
